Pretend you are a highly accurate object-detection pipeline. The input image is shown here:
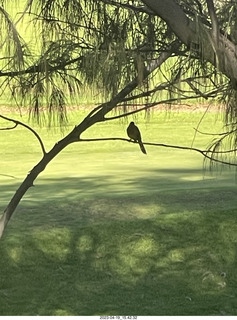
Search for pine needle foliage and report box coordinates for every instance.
[0,0,236,138]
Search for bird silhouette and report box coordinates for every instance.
[127,121,147,154]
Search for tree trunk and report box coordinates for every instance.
[141,0,237,87]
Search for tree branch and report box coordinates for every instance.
[194,127,234,137]
[0,115,46,155]
[206,0,221,69]
[99,0,154,15]
[0,39,179,239]
[104,88,223,121]
[0,123,18,130]
[76,41,180,130]
[0,56,83,78]
[206,0,219,39]
[141,0,237,87]
[79,137,237,166]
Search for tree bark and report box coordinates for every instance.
[141,0,237,87]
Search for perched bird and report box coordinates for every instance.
[127,121,147,154]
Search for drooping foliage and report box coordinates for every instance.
[0,0,236,133]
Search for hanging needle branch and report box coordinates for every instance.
[0,114,46,155]
[194,127,237,153]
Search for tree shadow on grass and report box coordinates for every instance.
[0,214,237,315]
[1,166,237,229]
[0,168,237,315]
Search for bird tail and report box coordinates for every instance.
[139,141,147,154]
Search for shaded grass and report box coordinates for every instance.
[1,110,237,315]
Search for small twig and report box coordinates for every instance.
[100,0,154,15]
[0,173,17,179]
[193,127,233,137]
[0,114,46,155]
[0,123,18,130]
[121,82,172,103]
[191,104,211,147]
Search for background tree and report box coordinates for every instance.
[1,0,237,237]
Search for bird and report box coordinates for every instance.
[127,121,147,154]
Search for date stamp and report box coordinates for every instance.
[100,316,137,320]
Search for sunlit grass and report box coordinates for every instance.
[0,109,237,315]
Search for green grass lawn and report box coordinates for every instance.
[1,108,237,315]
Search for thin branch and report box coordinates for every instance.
[121,81,176,103]
[78,41,181,127]
[145,141,237,166]
[0,56,83,78]
[0,115,46,155]
[185,79,209,99]
[121,73,224,104]
[80,137,129,143]
[79,137,237,166]
[0,123,18,130]
[104,90,221,121]
[14,0,34,26]
[191,104,211,148]
[193,127,234,137]
[121,83,169,103]
[99,0,154,15]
